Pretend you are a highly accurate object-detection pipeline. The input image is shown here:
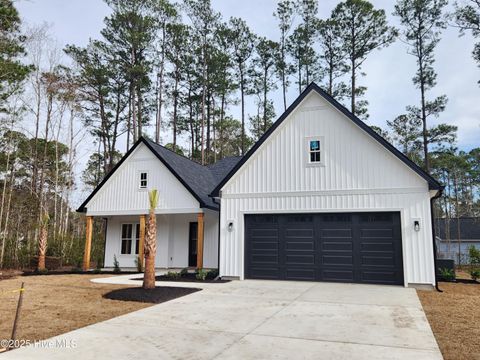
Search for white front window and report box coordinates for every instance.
[139,172,148,189]
[121,223,140,255]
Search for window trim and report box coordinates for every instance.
[305,136,325,167]
[120,223,140,256]
[138,171,148,190]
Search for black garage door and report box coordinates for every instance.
[245,212,404,285]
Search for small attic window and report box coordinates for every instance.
[309,140,321,162]
[306,137,324,166]
[139,172,148,189]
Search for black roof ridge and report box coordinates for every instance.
[210,82,442,197]
[143,137,204,166]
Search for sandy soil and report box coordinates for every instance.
[0,274,151,345]
[418,281,480,360]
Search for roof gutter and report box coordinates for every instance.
[430,188,444,293]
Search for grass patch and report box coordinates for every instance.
[418,281,480,360]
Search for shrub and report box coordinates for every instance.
[439,267,455,281]
[180,268,189,277]
[36,268,48,275]
[71,267,82,273]
[469,245,480,265]
[469,269,480,281]
[165,271,181,280]
[134,257,143,273]
[207,269,219,279]
[113,255,121,274]
[196,268,208,281]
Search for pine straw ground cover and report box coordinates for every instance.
[0,274,152,347]
[417,281,480,360]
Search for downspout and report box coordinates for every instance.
[212,197,221,280]
[430,189,444,293]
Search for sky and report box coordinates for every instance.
[15,0,480,203]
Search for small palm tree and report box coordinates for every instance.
[37,214,49,271]
[143,189,158,289]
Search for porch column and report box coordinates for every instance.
[138,214,146,270]
[83,216,93,271]
[197,212,204,269]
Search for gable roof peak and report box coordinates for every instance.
[210,81,442,197]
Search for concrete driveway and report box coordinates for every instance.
[2,279,442,360]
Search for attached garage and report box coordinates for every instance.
[212,83,443,287]
[245,212,404,285]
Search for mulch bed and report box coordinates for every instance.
[103,286,201,303]
[133,273,230,283]
[22,270,138,276]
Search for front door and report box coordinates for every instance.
[189,222,198,267]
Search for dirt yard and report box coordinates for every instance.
[418,281,480,360]
[0,274,151,344]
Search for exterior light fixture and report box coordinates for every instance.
[414,220,420,232]
[227,222,234,232]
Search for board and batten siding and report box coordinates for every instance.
[219,92,436,286]
[85,143,200,216]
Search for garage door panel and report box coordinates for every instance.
[361,241,394,252]
[286,268,316,281]
[251,254,279,264]
[322,240,353,251]
[251,228,278,237]
[249,267,282,279]
[322,269,354,282]
[285,229,313,238]
[321,228,352,238]
[361,271,399,284]
[361,255,396,267]
[251,241,279,251]
[286,254,315,265]
[361,228,394,238]
[245,212,403,285]
[322,255,354,266]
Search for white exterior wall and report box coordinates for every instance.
[104,211,218,269]
[85,143,200,216]
[219,92,436,286]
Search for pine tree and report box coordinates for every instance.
[250,37,279,137]
[394,0,448,172]
[229,17,255,155]
[273,0,296,110]
[0,0,32,109]
[316,19,349,99]
[454,0,480,84]
[331,0,397,119]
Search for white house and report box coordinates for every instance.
[78,83,443,288]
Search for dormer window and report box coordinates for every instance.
[139,172,148,189]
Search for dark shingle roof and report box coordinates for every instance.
[77,137,242,212]
[207,156,243,183]
[436,218,480,240]
[145,139,242,209]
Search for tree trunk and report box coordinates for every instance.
[37,225,47,271]
[240,69,246,155]
[143,208,157,290]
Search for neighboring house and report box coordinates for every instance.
[435,217,480,264]
[78,83,442,287]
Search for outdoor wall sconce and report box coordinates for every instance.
[414,220,420,232]
[227,221,234,232]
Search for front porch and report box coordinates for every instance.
[82,210,219,271]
